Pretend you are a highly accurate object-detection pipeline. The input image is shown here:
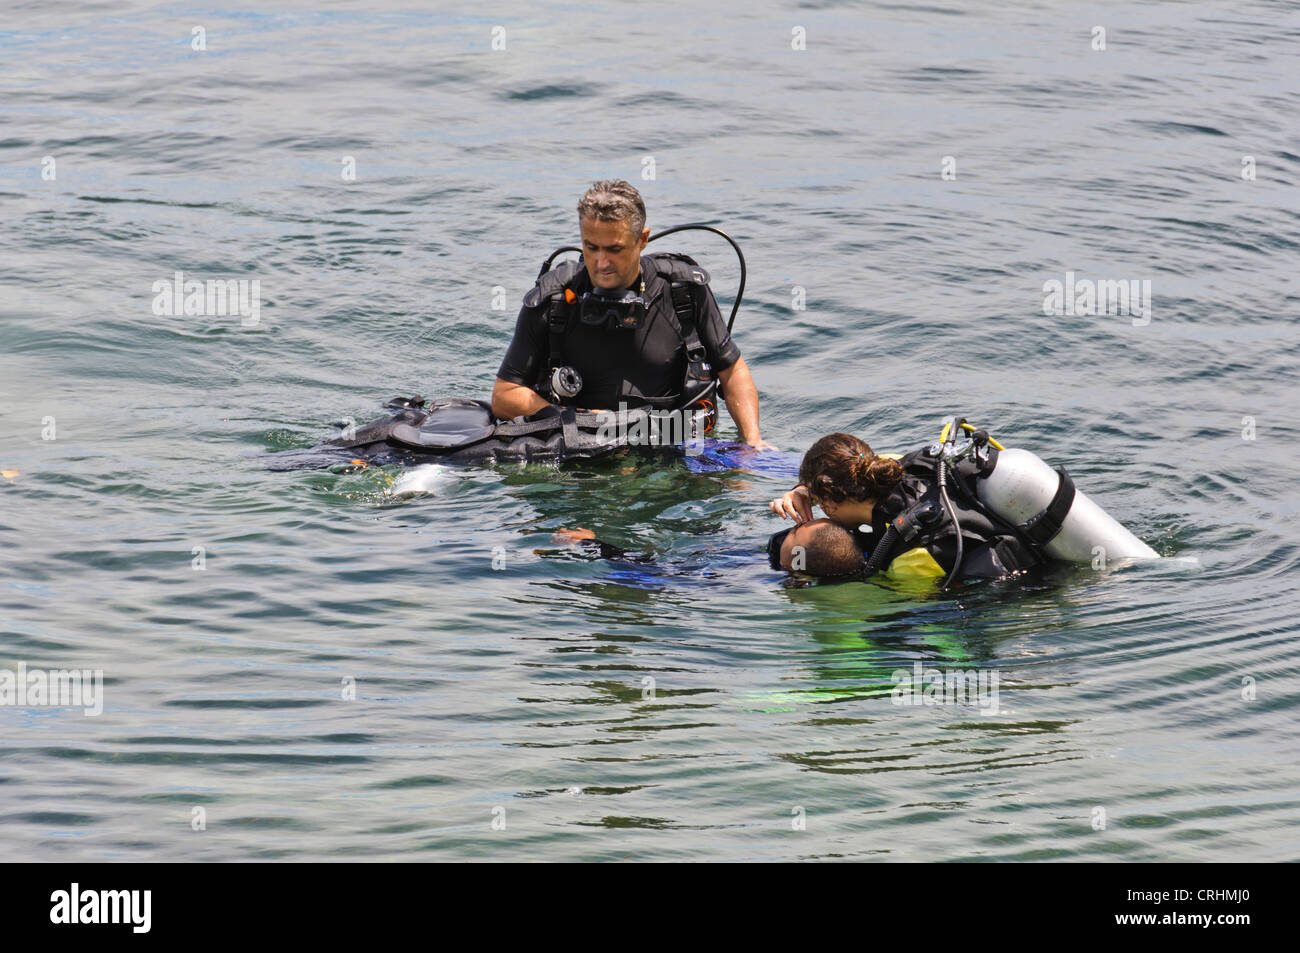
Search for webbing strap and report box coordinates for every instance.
[492,414,567,438]
[1018,466,1076,545]
[492,406,657,440]
[544,298,571,390]
[559,406,580,450]
[669,283,707,362]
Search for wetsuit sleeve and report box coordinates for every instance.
[496,304,547,388]
[698,285,741,371]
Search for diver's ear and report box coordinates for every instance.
[637,226,650,250]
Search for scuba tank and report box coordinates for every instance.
[976,447,1158,562]
[855,416,1158,589]
[923,416,1159,581]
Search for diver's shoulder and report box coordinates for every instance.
[522,259,586,308]
[646,252,710,286]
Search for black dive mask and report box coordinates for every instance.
[767,527,794,570]
[579,288,647,330]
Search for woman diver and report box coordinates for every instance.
[769,433,901,531]
[767,421,1158,587]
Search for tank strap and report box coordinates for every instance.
[1018,466,1076,545]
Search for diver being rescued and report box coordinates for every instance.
[767,417,1159,587]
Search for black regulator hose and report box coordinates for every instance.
[861,524,901,579]
[539,223,748,333]
[538,247,582,278]
[936,460,964,591]
[647,224,747,333]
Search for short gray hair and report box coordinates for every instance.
[577,180,646,235]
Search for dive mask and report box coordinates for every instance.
[579,288,647,330]
[767,526,794,570]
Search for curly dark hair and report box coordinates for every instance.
[797,432,904,505]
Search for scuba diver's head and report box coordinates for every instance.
[798,432,904,525]
[578,180,650,291]
[768,518,865,578]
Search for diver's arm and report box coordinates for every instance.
[554,528,649,563]
[494,300,553,419]
[491,378,551,419]
[717,358,773,449]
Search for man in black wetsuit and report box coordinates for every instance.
[491,180,772,448]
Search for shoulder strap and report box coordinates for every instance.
[523,259,584,308]
[524,260,584,393]
[668,282,707,363]
[648,251,710,286]
[648,253,714,380]
[861,498,943,579]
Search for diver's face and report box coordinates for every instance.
[816,493,874,528]
[581,216,648,291]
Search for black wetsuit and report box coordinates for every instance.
[497,254,741,409]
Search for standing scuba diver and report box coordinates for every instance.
[492,180,774,449]
[267,180,774,471]
[767,420,1159,587]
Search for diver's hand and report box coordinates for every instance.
[769,485,813,523]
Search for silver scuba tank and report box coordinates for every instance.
[976,448,1159,563]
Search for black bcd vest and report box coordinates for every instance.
[871,448,1046,580]
[524,252,719,417]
